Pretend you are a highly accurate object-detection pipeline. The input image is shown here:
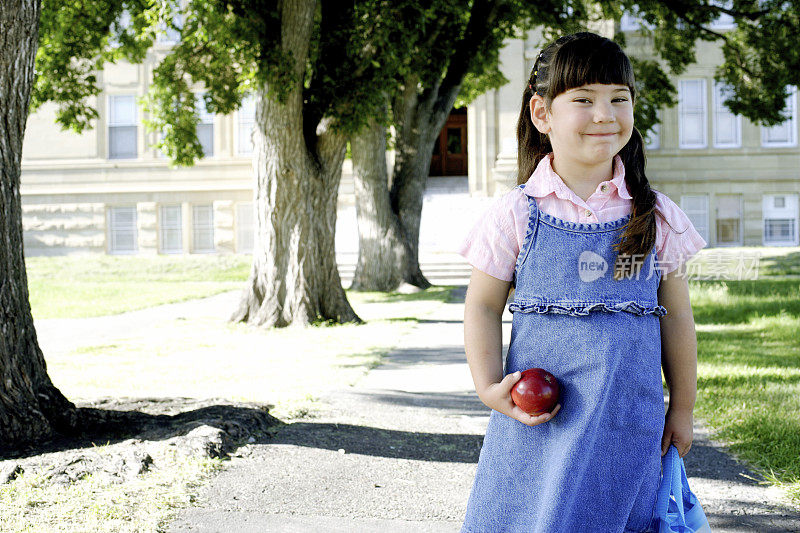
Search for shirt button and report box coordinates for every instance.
[600,184,609,192]
[584,209,592,218]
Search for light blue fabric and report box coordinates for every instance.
[461,185,667,533]
[652,444,712,532]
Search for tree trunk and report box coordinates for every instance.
[349,98,409,291]
[0,0,79,451]
[230,0,360,328]
[390,76,462,288]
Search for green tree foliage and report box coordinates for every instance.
[30,1,800,169]
[31,0,419,167]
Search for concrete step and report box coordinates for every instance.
[337,258,472,286]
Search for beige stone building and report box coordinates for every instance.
[20,12,800,256]
[22,26,262,256]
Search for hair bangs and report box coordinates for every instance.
[549,39,636,102]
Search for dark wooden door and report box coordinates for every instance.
[430,109,468,176]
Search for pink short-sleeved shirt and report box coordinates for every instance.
[458,152,708,281]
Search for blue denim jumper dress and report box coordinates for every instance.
[461,186,667,533]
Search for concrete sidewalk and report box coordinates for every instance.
[166,287,800,533]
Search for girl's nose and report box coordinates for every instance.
[594,102,615,122]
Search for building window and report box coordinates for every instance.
[192,204,214,252]
[108,206,138,254]
[236,202,255,253]
[238,93,256,156]
[713,82,741,148]
[196,93,214,157]
[763,194,799,245]
[765,219,796,243]
[715,194,743,246]
[761,85,797,147]
[159,205,183,253]
[679,79,707,148]
[108,95,138,159]
[680,195,710,244]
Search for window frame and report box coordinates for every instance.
[108,94,138,160]
[196,92,215,158]
[715,194,744,247]
[712,81,741,148]
[761,85,797,148]
[107,205,138,254]
[679,79,708,149]
[680,194,710,245]
[238,93,256,157]
[762,194,799,246]
[159,204,183,254]
[191,204,215,253]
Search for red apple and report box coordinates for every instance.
[510,368,560,416]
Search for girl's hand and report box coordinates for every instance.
[479,371,561,427]
[661,407,694,458]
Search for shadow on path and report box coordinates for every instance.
[260,420,483,463]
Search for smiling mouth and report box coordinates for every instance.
[586,132,618,136]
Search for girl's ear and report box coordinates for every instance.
[529,94,551,135]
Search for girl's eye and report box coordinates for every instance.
[574,98,629,103]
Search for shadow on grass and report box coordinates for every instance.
[698,370,800,387]
[697,327,800,370]
[0,398,280,462]
[761,251,800,276]
[346,285,459,305]
[691,279,800,325]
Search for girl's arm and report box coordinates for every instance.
[464,267,560,426]
[657,267,698,458]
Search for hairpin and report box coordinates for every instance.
[529,51,545,93]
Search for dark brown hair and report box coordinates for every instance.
[517,31,674,280]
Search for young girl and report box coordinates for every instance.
[458,32,707,532]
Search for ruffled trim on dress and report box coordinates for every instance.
[509,298,667,317]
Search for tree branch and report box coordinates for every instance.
[436,0,500,111]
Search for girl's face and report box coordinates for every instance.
[530,83,634,167]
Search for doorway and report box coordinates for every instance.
[430,107,467,176]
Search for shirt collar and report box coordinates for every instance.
[522,152,632,200]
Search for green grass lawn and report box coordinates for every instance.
[25,254,252,319]
[683,245,800,507]
[689,276,800,506]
